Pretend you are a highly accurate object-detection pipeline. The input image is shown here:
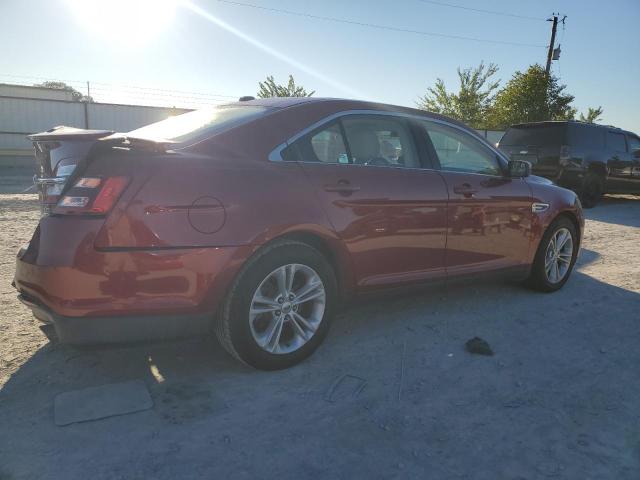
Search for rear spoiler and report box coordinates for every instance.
[28,125,115,141]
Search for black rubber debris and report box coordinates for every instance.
[465,337,494,356]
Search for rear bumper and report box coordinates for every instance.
[17,293,211,344]
[14,238,252,344]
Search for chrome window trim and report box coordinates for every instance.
[267,109,511,173]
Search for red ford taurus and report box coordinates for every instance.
[14,97,584,369]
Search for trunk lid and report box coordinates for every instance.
[29,126,115,215]
[28,126,172,216]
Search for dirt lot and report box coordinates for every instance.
[0,194,638,479]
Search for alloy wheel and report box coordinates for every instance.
[544,227,574,284]
[249,263,326,354]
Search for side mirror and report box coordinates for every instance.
[508,159,531,178]
[633,149,640,159]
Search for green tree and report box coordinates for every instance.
[578,106,604,123]
[416,62,500,128]
[257,75,314,98]
[34,81,93,102]
[486,64,575,129]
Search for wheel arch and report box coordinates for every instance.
[587,161,607,178]
[547,210,583,252]
[264,229,354,302]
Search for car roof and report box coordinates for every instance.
[223,97,473,132]
[509,120,634,136]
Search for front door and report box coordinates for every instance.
[418,120,533,276]
[282,114,448,288]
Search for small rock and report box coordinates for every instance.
[599,347,607,354]
[223,435,231,444]
[465,337,494,356]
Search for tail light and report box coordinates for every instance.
[54,176,129,215]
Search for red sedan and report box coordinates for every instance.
[14,98,584,369]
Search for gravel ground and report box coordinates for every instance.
[0,193,639,480]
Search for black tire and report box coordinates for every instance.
[580,171,604,208]
[526,216,578,293]
[215,240,337,370]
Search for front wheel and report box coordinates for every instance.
[526,217,578,292]
[215,240,337,370]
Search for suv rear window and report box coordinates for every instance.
[500,124,567,146]
[128,105,270,144]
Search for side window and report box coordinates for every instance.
[341,116,419,168]
[421,121,501,176]
[282,122,349,164]
[607,132,627,152]
[627,135,640,154]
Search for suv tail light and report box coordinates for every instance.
[54,176,129,215]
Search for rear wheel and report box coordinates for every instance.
[526,217,578,292]
[580,171,604,208]
[216,240,337,370]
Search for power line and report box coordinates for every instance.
[213,0,547,48]
[416,0,545,21]
[0,74,241,105]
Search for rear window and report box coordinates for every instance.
[500,124,567,146]
[127,105,270,144]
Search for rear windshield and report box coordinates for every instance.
[127,105,270,144]
[500,124,567,146]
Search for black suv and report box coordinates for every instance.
[498,121,640,207]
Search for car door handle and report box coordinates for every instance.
[324,181,360,195]
[453,183,478,198]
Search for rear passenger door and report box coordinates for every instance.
[280,114,449,289]
[418,120,533,276]
[606,131,633,192]
[626,135,640,190]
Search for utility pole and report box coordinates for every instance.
[545,15,558,75]
[546,14,566,75]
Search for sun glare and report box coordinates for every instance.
[65,0,178,46]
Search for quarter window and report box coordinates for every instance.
[281,122,349,164]
[627,135,640,154]
[607,132,627,152]
[421,121,502,176]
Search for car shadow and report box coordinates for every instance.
[585,194,640,228]
[1,267,639,478]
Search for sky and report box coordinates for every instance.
[0,0,638,132]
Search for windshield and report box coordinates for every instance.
[500,124,567,146]
[127,105,270,144]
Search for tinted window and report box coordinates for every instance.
[282,122,349,164]
[628,135,640,154]
[607,132,627,152]
[568,124,605,149]
[341,116,419,168]
[128,106,269,143]
[422,121,501,176]
[500,124,567,146]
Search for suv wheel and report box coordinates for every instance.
[215,240,337,370]
[580,172,604,208]
[526,217,578,292]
